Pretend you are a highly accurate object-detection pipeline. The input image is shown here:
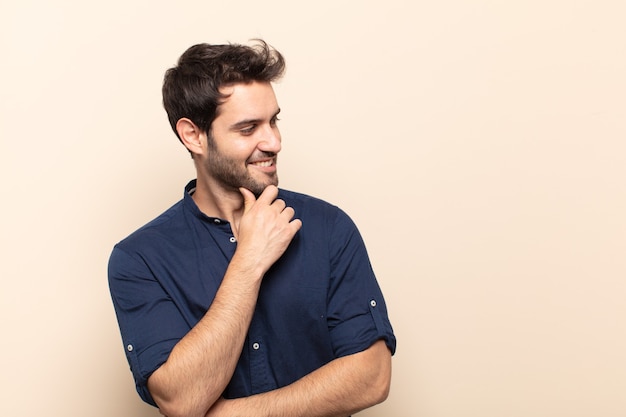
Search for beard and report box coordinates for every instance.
[205,138,278,197]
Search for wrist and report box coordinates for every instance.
[229,250,266,282]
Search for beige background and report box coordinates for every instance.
[1,1,625,416]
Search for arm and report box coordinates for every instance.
[148,186,302,417]
[205,340,392,417]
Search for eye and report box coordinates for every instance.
[240,125,256,135]
[270,116,280,127]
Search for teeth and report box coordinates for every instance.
[252,160,273,167]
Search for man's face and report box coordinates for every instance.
[204,81,282,196]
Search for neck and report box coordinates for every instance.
[191,177,245,233]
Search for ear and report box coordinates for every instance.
[176,118,206,155]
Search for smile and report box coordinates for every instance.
[250,160,274,167]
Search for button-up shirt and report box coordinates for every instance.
[108,180,396,405]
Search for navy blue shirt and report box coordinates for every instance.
[108,180,396,406]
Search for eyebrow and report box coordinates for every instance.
[229,108,281,130]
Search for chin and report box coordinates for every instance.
[248,178,279,197]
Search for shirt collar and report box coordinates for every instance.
[183,179,230,225]
[183,179,207,220]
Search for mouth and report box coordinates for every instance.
[249,159,275,168]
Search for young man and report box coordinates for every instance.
[108,40,396,417]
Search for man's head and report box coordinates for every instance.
[162,40,285,145]
[163,40,286,196]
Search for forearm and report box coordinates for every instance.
[148,255,264,417]
[207,340,392,417]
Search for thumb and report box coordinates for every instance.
[239,187,256,213]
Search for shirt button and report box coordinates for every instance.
[370,300,377,307]
[213,219,221,224]
[252,342,260,350]
[127,344,134,352]
[229,236,237,243]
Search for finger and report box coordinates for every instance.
[289,218,303,233]
[280,206,296,219]
[281,207,302,230]
[256,185,279,205]
[239,187,257,213]
[272,198,287,212]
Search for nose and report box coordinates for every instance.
[258,124,282,153]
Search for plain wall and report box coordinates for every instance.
[1,1,625,416]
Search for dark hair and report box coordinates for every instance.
[162,39,286,142]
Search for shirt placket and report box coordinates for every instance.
[208,218,238,259]
[208,217,275,394]
[248,316,273,393]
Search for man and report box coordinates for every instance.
[108,40,396,417]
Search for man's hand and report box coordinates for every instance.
[234,185,302,276]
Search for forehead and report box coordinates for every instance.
[216,81,279,122]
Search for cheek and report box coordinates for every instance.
[212,137,254,160]
[234,140,262,158]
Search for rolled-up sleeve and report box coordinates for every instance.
[108,246,189,406]
[326,210,396,358]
